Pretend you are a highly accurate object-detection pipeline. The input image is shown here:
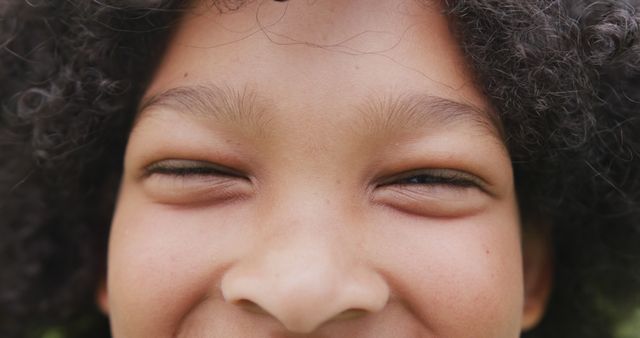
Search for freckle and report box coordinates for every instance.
[183,72,189,78]
[485,249,490,255]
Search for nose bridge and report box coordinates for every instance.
[220,190,389,333]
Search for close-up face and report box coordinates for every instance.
[102,0,550,337]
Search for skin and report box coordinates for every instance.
[100,0,551,336]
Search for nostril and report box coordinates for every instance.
[220,247,390,333]
[234,299,269,315]
[332,308,368,322]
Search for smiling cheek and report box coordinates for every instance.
[368,196,524,336]
[108,170,523,337]
[107,185,252,336]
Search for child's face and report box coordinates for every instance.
[101,0,550,336]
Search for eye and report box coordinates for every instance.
[144,159,245,179]
[141,159,251,205]
[373,168,490,217]
[379,168,484,190]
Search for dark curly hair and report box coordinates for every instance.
[1,0,639,337]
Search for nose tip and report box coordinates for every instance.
[220,252,389,333]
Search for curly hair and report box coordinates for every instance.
[0,0,639,337]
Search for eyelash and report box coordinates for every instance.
[144,161,243,179]
[380,170,482,189]
[144,161,481,190]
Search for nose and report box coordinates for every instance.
[220,227,389,333]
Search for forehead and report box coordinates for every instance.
[139,0,500,141]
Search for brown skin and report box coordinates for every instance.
[98,0,551,336]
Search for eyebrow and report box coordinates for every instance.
[137,84,272,134]
[137,84,503,139]
[355,93,503,139]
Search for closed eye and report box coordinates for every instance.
[140,159,251,205]
[373,168,491,217]
[143,159,246,179]
[378,168,485,190]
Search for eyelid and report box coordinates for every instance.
[139,159,253,206]
[372,168,494,217]
[143,159,245,179]
[377,168,488,190]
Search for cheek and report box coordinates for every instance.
[106,187,250,336]
[368,199,524,336]
[106,183,524,336]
